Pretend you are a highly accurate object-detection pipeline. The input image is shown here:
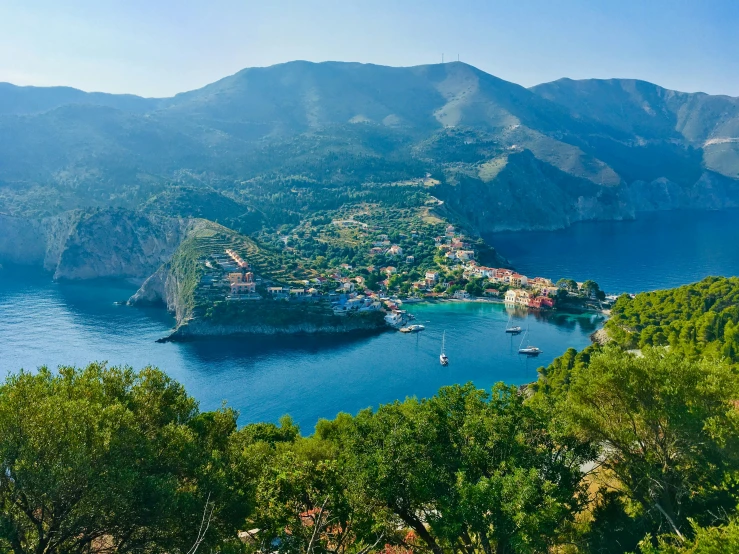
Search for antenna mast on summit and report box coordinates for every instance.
[442,53,444,63]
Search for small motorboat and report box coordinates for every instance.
[440,331,449,365]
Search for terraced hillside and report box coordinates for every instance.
[164,220,311,322]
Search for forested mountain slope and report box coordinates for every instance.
[2,61,739,240]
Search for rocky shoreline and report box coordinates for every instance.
[157,316,387,342]
[590,327,611,345]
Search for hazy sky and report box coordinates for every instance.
[2,0,738,97]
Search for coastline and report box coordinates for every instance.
[157,312,388,342]
[399,295,610,317]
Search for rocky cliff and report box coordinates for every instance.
[626,171,739,212]
[53,209,194,282]
[441,150,739,232]
[0,208,196,283]
[127,263,192,325]
[440,150,634,232]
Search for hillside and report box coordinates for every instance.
[1,61,739,235]
[531,77,739,181]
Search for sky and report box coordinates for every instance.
[1,0,738,98]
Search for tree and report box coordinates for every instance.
[0,364,235,554]
[556,278,578,291]
[465,279,484,297]
[555,287,570,303]
[639,517,739,553]
[562,348,739,540]
[581,279,602,298]
[342,384,593,554]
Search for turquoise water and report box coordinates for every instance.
[0,268,597,430]
[488,209,739,294]
[3,209,738,431]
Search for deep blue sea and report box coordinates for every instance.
[2,209,738,431]
[488,209,739,294]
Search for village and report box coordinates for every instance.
[189,222,611,330]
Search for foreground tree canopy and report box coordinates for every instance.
[1,277,739,554]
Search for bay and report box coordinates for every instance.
[0,268,596,430]
[3,209,739,431]
[487,209,739,293]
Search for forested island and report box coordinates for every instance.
[1,276,738,554]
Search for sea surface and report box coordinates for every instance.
[0,268,597,430]
[488,209,739,293]
[2,209,739,430]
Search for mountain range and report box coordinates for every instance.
[1,60,738,232]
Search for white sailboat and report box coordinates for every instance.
[518,326,542,356]
[440,331,449,365]
[505,314,522,334]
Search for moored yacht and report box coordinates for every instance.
[517,326,542,356]
[505,314,522,334]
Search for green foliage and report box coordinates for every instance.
[639,517,739,553]
[605,277,739,361]
[0,363,238,554]
[341,383,593,553]
[5,278,739,553]
[563,347,739,540]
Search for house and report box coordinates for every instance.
[228,272,256,295]
[405,255,415,264]
[528,295,554,309]
[425,271,439,283]
[387,245,404,257]
[345,298,363,310]
[290,288,306,296]
[515,290,532,306]
[484,288,500,297]
[539,296,554,308]
[383,266,397,275]
[510,273,528,288]
[457,250,475,261]
[528,277,553,289]
[453,290,471,300]
[445,251,457,261]
[504,289,519,304]
[267,286,285,295]
[341,263,353,270]
[225,249,250,269]
[370,247,384,255]
[384,311,404,327]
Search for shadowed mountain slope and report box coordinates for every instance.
[1,61,738,230]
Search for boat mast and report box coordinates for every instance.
[519,326,528,349]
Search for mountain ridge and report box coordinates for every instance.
[1,60,739,235]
